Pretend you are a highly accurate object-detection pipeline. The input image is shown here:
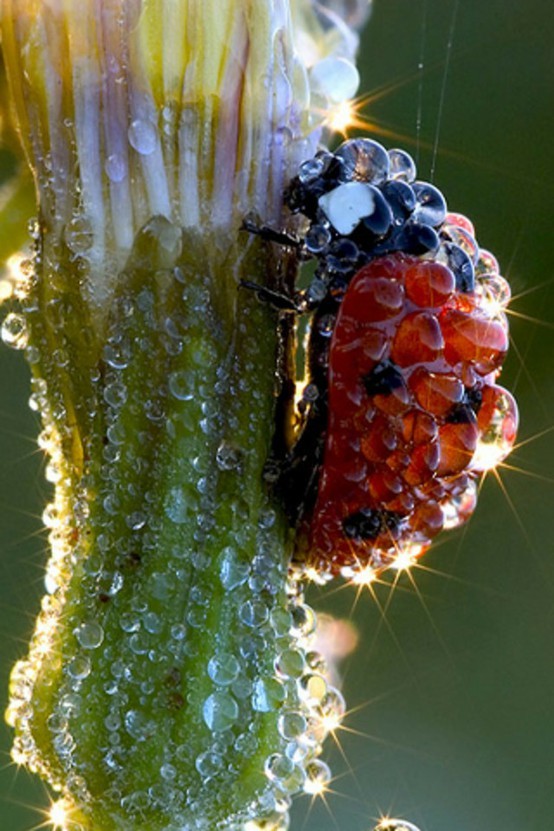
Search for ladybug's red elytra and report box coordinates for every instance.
[257,138,518,579]
[303,251,516,577]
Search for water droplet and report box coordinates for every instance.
[278,711,307,740]
[128,118,158,155]
[126,511,146,531]
[195,749,223,777]
[120,790,150,817]
[336,137,390,184]
[207,654,241,686]
[187,604,207,628]
[104,712,121,732]
[120,613,140,633]
[472,386,518,471]
[413,181,447,227]
[168,370,194,401]
[258,509,277,531]
[275,649,305,678]
[310,56,360,102]
[74,621,104,649]
[239,599,269,628]
[298,673,328,703]
[42,502,59,529]
[143,612,162,634]
[103,341,131,370]
[478,274,511,311]
[374,821,421,831]
[67,655,91,680]
[252,677,285,712]
[64,216,94,254]
[290,603,316,638]
[304,225,330,257]
[388,148,417,183]
[264,752,294,781]
[149,572,175,601]
[165,487,189,524]
[105,153,127,183]
[160,763,176,780]
[106,420,126,446]
[270,607,293,637]
[216,441,242,471]
[231,675,252,699]
[47,713,67,735]
[303,759,331,795]
[298,156,328,184]
[103,382,127,409]
[170,623,186,640]
[129,632,149,655]
[1,313,28,349]
[219,548,249,590]
[202,692,239,731]
[320,687,346,721]
[124,709,155,741]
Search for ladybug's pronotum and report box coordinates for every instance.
[264,138,518,579]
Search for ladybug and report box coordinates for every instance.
[253,138,518,579]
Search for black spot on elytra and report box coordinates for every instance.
[363,361,405,397]
[342,508,402,541]
[464,385,483,414]
[445,403,477,424]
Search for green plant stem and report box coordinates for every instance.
[9,216,305,830]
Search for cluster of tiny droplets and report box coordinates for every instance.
[2,216,347,831]
[7,557,341,830]
[7,543,340,829]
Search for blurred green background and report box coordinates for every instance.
[1,1,553,829]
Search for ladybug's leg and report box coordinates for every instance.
[276,414,327,526]
[239,280,300,312]
[241,218,302,250]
